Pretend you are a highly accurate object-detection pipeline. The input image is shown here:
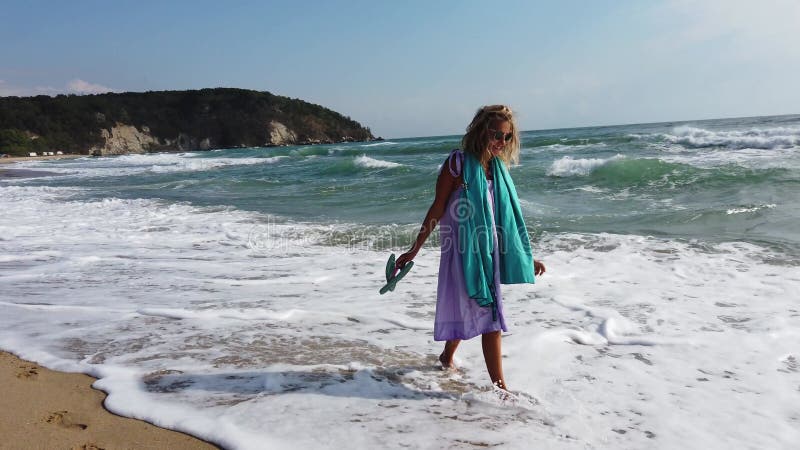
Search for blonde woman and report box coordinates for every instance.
[396,105,545,391]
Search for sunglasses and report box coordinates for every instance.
[488,129,513,142]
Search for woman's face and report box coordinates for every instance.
[486,119,512,156]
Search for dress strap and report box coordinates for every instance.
[445,149,463,177]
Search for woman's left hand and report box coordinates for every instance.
[534,260,546,276]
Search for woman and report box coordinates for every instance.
[395,105,545,391]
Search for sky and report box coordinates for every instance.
[2,0,800,138]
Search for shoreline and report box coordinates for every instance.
[0,350,219,450]
[0,154,85,164]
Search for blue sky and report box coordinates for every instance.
[2,0,799,138]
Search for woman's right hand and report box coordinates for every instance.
[395,250,417,270]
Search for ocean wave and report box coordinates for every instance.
[353,154,402,169]
[148,156,286,173]
[524,143,608,154]
[726,204,777,215]
[656,145,800,170]
[526,136,632,148]
[287,146,365,157]
[546,155,718,190]
[10,153,286,178]
[663,125,800,150]
[546,154,625,177]
[359,141,398,147]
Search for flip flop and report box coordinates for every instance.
[380,261,413,294]
[385,253,396,283]
[379,254,413,295]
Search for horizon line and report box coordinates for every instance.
[388,112,800,141]
[2,87,797,142]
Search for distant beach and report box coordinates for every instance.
[0,154,84,164]
[1,155,81,179]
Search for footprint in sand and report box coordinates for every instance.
[73,444,105,450]
[16,364,39,379]
[45,410,89,431]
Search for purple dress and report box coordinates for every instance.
[434,150,508,341]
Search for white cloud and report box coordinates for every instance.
[66,79,115,94]
[0,79,116,97]
[652,0,800,58]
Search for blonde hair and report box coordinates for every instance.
[461,104,521,166]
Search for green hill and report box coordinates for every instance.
[0,88,376,156]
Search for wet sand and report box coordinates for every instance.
[0,351,219,450]
[0,154,84,164]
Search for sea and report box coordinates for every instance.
[1,114,799,449]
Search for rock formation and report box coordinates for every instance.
[267,121,297,146]
[90,124,159,156]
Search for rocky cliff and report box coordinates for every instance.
[91,124,158,155]
[0,88,377,156]
[267,120,298,146]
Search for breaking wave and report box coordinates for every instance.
[547,155,625,177]
[663,125,800,150]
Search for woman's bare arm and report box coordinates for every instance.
[395,167,459,268]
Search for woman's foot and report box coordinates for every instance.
[491,379,512,402]
[439,339,461,371]
[439,352,456,370]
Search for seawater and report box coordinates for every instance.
[1,114,799,449]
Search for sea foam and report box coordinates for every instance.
[546,154,625,176]
[10,152,285,178]
[663,125,800,150]
[353,154,402,169]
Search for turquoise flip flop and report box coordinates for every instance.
[379,253,414,295]
[385,253,396,283]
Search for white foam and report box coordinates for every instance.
[359,141,398,147]
[726,204,777,215]
[664,125,800,150]
[353,154,402,169]
[658,146,799,170]
[573,185,607,193]
[524,143,607,155]
[546,154,624,177]
[9,152,286,178]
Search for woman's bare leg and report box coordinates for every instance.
[439,339,461,368]
[482,331,506,390]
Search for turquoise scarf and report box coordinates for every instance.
[458,151,535,318]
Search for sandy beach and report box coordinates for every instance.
[0,351,218,450]
[0,155,85,178]
[0,154,85,164]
